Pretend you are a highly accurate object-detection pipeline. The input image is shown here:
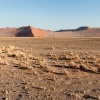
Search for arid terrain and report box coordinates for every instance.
[0,37,100,100]
[1,26,100,38]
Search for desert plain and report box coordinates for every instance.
[0,37,100,100]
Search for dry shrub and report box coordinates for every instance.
[7,51,27,60]
[59,55,71,60]
[63,69,70,76]
[50,55,58,60]
[43,65,53,72]
[18,62,32,70]
[4,48,12,53]
[0,60,8,65]
[0,49,2,53]
[0,53,7,59]
[92,56,96,60]
[0,45,27,59]
[69,61,76,68]
[1,46,5,51]
[89,67,98,73]
[38,57,44,61]
[40,53,45,56]
[28,54,34,59]
[80,63,87,70]
[7,52,16,57]
[47,53,53,56]
[67,60,81,69]
[30,56,38,60]
[74,55,80,60]
[8,45,16,50]
[51,46,55,50]
[4,45,19,53]
[33,60,40,65]
[69,51,74,56]
[79,63,96,72]
[16,51,26,58]
[64,62,67,66]
[39,61,53,72]
[87,56,96,60]
[98,66,100,72]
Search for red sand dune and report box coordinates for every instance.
[0,26,100,37]
[29,26,47,37]
[47,26,100,37]
[0,26,47,37]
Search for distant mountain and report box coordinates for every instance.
[0,26,100,37]
[56,26,89,32]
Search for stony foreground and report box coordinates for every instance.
[0,38,100,100]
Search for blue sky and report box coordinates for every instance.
[0,0,100,30]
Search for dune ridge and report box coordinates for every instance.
[0,26,100,37]
[0,26,47,37]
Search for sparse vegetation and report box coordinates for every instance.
[0,38,100,100]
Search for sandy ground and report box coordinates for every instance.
[0,37,100,100]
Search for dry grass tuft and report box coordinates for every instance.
[59,55,71,60]
[0,60,8,65]
[69,61,76,68]
[18,62,32,70]
[0,45,99,74]
[51,46,55,50]
[98,67,100,72]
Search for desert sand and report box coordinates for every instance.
[0,26,47,37]
[0,37,100,100]
[1,26,100,38]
